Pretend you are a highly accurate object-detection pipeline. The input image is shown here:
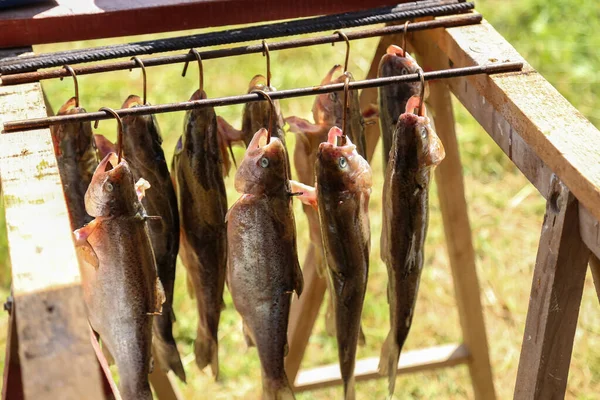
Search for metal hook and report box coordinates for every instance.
[251,89,276,145]
[417,68,425,117]
[130,56,147,105]
[182,49,203,92]
[341,73,351,143]
[60,65,79,107]
[94,107,124,164]
[332,30,350,73]
[402,21,410,57]
[262,40,271,88]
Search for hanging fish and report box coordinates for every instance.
[171,88,228,378]
[75,153,164,400]
[227,128,303,400]
[50,97,99,230]
[379,96,445,397]
[316,127,372,400]
[95,95,186,382]
[217,75,287,147]
[378,45,426,167]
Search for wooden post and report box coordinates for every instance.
[514,178,590,399]
[426,77,496,400]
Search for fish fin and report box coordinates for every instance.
[185,273,196,299]
[292,258,304,298]
[74,220,100,270]
[216,116,244,144]
[358,324,366,346]
[285,116,322,135]
[289,180,317,210]
[135,178,152,201]
[194,333,219,380]
[94,134,116,160]
[283,342,289,357]
[174,135,184,155]
[242,321,255,348]
[154,277,166,314]
[378,331,400,397]
[152,339,187,383]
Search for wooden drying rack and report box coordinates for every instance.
[1,1,599,399]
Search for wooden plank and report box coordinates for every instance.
[411,17,600,224]
[588,255,600,305]
[0,0,404,47]
[294,343,469,392]
[418,56,496,399]
[408,22,600,260]
[149,346,184,400]
[0,80,105,399]
[285,244,328,384]
[514,177,590,399]
[2,306,24,400]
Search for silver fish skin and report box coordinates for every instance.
[316,127,372,400]
[227,128,303,400]
[379,97,445,397]
[172,89,228,378]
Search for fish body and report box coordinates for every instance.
[378,45,424,166]
[379,97,445,396]
[51,97,99,230]
[75,153,163,400]
[316,127,372,400]
[227,129,303,399]
[118,95,185,382]
[172,89,227,377]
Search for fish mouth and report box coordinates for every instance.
[319,126,356,156]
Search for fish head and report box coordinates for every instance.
[402,96,446,168]
[379,45,426,124]
[312,64,343,126]
[316,126,372,193]
[121,94,164,149]
[84,152,142,217]
[234,128,288,195]
[51,97,95,158]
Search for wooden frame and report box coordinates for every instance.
[1,6,599,400]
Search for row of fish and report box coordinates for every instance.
[52,43,444,399]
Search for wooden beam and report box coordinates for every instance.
[149,346,184,400]
[2,307,24,400]
[0,0,404,47]
[408,20,600,260]
[410,17,600,224]
[285,244,328,384]
[294,343,469,392]
[0,80,105,399]
[514,177,589,399]
[418,56,496,399]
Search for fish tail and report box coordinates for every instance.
[378,330,399,397]
[343,376,356,400]
[261,375,296,400]
[152,335,187,383]
[194,332,219,379]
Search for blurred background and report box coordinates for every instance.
[1,0,599,398]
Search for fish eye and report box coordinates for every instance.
[105,181,114,192]
[420,127,428,139]
[401,67,408,75]
[338,157,347,168]
[329,92,337,101]
[260,157,269,168]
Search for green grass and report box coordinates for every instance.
[1,0,600,398]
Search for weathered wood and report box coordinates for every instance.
[422,63,496,399]
[149,346,185,400]
[0,80,105,400]
[514,177,589,399]
[588,255,600,305]
[0,0,407,47]
[411,17,600,224]
[285,244,328,385]
[2,307,24,400]
[294,343,469,392]
[408,20,600,260]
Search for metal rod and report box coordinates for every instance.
[0,14,482,87]
[2,62,523,133]
[0,0,473,73]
